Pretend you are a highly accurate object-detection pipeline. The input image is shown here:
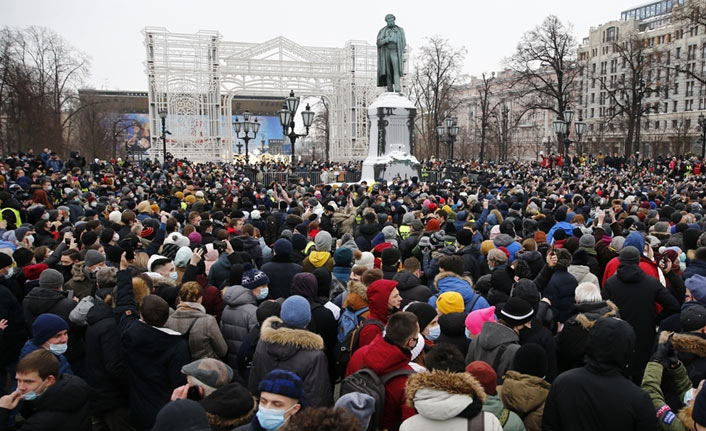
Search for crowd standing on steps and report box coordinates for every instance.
[3,149,706,430]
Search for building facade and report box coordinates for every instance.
[577,0,706,157]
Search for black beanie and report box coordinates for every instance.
[456,229,473,247]
[381,247,401,267]
[512,343,547,378]
[199,382,256,425]
[13,247,34,267]
[406,302,438,331]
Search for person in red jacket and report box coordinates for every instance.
[345,311,419,431]
[357,279,402,348]
[601,231,662,286]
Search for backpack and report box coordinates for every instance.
[337,306,369,344]
[339,366,413,431]
[333,318,383,382]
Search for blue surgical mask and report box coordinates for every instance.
[22,380,47,401]
[427,325,441,341]
[169,271,178,281]
[464,328,472,340]
[49,343,68,355]
[256,287,269,300]
[684,388,695,405]
[256,404,296,430]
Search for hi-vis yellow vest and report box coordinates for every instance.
[0,207,21,227]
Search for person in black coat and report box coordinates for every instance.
[0,275,28,394]
[542,248,578,323]
[0,349,92,430]
[115,259,189,431]
[84,299,131,430]
[602,246,680,383]
[511,279,558,382]
[260,239,302,300]
[393,259,432,307]
[455,229,481,282]
[542,317,657,431]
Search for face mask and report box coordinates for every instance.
[26,235,34,245]
[49,343,67,355]
[113,233,119,242]
[256,404,296,430]
[427,324,441,341]
[90,201,97,208]
[45,185,52,191]
[169,271,178,281]
[22,381,47,401]
[42,213,50,220]
[410,334,424,361]
[684,388,695,405]
[256,287,269,300]
[464,328,472,340]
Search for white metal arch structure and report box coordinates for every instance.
[144,27,393,162]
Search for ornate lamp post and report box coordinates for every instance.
[699,112,706,160]
[158,108,168,164]
[279,90,315,163]
[232,110,260,164]
[553,106,575,159]
[436,116,459,159]
[574,117,586,155]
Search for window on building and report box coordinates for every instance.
[673,119,678,128]
[673,100,678,112]
[607,27,617,42]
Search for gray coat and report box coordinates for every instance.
[220,285,258,368]
[164,303,228,360]
[248,316,332,407]
[466,321,521,383]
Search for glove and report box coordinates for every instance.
[651,341,672,368]
[665,338,680,369]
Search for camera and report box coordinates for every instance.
[213,240,227,253]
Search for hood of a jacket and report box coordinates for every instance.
[308,251,331,267]
[518,250,542,264]
[567,264,591,282]
[343,291,368,312]
[260,316,324,361]
[359,334,410,376]
[585,317,635,376]
[367,279,398,323]
[359,223,380,236]
[86,299,114,326]
[572,300,618,330]
[393,270,423,291]
[434,271,475,304]
[223,285,256,307]
[23,287,67,316]
[121,319,184,353]
[493,234,515,248]
[667,330,706,359]
[615,262,646,283]
[499,371,550,414]
[405,370,485,421]
[32,374,90,412]
[346,280,368,302]
[477,321,519,351]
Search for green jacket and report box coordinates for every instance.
[641,361,695,431]
[483,394,526,431]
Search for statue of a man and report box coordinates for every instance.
[377,14,406,93]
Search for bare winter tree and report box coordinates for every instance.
[506,15,578,156]
[410,36,467,159]
[672,1,706,85]
[591,33,663,156]
[0,26,90,156]
[475,72,495,162]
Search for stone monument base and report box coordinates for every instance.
[361,151,420,183]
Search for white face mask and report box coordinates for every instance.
[25,235,34,245]
[113,233,119,242]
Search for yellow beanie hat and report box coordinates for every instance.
[185,195,196,205]
[436,291,465,314]
[481,240,495,256]
[175,191,184,200]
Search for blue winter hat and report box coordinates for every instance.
[241,268,269,290]
[280,295,311,328]
[32,313,68,346]
[623,231,645,254]
[686,274,706,306]
[258,369,304,401]
[273,238,293,257]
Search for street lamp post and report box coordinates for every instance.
[574,117,586,156]
[279,90,315,164]
[699,112,706,160]
[436,116,459,159]
[552,106,575,160]
[158,109,168,165]
[232,110,260,164]
[636,79,646,158]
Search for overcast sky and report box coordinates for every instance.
[3,0,641,91]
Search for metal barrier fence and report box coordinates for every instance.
[260,171,362,185]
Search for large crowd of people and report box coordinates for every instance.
[1,148,706,430]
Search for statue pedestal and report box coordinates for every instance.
[361,92,420,183]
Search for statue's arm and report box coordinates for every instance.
[400,28,406,53]
[376,28,387,47]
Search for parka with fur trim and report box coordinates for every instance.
[401,370,503,431]
[247,316,332,407]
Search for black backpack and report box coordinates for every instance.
[339,366,413,431]
[333,318,383,382]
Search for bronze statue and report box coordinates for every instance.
[377,14,406,93]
